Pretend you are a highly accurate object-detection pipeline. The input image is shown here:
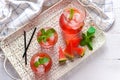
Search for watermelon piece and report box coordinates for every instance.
[59,47,67,63]
[64,42,74,60]
[66,37,81,47]
[70,37,81,47]
[73,47,86,57]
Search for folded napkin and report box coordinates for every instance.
[0,0,114,40]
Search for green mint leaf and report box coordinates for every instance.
[80,26,96,50]
[34,61,40,67]
[39,58,44,64]
[41,28,46,35]
[37,35,47,43]
[89,36,95,41]
[69,8,74,20]
[46,32,54,38]
[38,28,55,43]
[49,28,55,33]
[39,57,50,65]
[82,33,86,40]
[34,57,50,67]
[43,57,50,63]
[46,28,55,34]
[43,36,47,42]
[37,36,43,43]
[37,28,46,43]
[86,37,91,43]
[46,28,55,38]
[80,33,87,46]
[87,26,96,37]
[87,41,93,50]
[80,40,86,46]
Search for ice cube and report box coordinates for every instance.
[37,65,45,74]
[34,56,40,62]
[50,35,54,41]
[44,61,49,66]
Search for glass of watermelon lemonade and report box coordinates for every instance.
[59,8,86,42]
[30,52,52,76]
[37,27,58,48]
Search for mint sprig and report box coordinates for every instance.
[37,28,55,43]
[34,61,40,67]
[69,8,74,20]
[80,26,96,50]
[34,57,50,67]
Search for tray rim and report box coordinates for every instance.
[0,0,106,80]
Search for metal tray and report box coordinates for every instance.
[1,0,105,80]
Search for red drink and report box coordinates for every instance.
[37,27,58,48]
[59,8,86,42]
[30,53,52,76]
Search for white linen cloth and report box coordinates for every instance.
[0,0,114,40]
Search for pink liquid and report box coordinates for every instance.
[37,27,58,48]
[59,8,86,42]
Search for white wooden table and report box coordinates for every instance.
[0,0,120,80]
